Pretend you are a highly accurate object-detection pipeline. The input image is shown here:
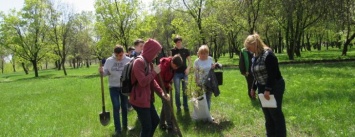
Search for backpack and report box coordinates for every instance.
[120,56,148,96]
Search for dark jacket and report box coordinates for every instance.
[204,69,220,97]
[251,49,283,94]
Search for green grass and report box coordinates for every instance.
[1,61,355,137]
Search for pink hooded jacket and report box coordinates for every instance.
[129,39,164,108]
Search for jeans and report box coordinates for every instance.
[205,91,212,110]
[109,87,128,133]
[173,72,188,110]
[133,104,160,137]
[257,79,286,137]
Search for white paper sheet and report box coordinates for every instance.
[258,94,277,108]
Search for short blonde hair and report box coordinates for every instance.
[244,33,268,55]
[197,45,209,55]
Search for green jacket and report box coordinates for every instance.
[239,48,253,75]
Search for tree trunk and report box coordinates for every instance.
[55,61,58,69]
[286,19,295,60]
[278,29,282,53]
[77,58,80,68]
[57,60,61,70]
[318,34,323,51]
[86,59,90,68]
[61,58,67,76]
[1,59,3,74]
[72,59,76,68]
[306,33,311,51]
[228,41,233,58]
[294,25,301,57]
[213,38,218,62]
[45,60,48,69]
[12,59,16,72]
[22,62,28,75]
[265,27,270,47]
[31,60,39,77]
[342,32,355,56]
[301,32,305,52]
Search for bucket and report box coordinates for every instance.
[214,71,223,85]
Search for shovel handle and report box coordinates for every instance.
[157,74,182,137]
[100,62,106,112]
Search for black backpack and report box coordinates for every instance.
[120,56,147,96]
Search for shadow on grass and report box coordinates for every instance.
[0,73,56,83]
[52,74,99,79]
[250,99,261,109]
[176,111,193,132]
[172,110,234,136]
[193,118,234,136]
[114,117,141,137]
[0,74,99,83]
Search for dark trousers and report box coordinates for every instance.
[258,79,286,137]
[160,100,172,127]
[109,87,128,133]
[133,104,160,137]
[245,74,254,99]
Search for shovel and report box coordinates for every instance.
[99,62,110,126]
[157,74,182,137]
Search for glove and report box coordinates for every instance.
[153,64,161,74]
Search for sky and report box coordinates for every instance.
[0,0,96,13]
[0,0,153,13]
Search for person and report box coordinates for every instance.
[99,45,132,134]
[128,39,144,110]
[193,45,216,110]
[244,33,286,137]
[130,39,144,58]
[126,47,135,57]
[154,55,183,130]
[239,47,255,99]
[129,39,170,137]
[155,48,167,65]
[170,35,191,112]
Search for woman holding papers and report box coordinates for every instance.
[244,33,286,137]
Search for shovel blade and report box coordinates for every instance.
[99,111,110,126]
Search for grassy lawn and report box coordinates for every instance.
[0,60,354,137]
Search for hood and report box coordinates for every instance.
[141,39,162,62]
